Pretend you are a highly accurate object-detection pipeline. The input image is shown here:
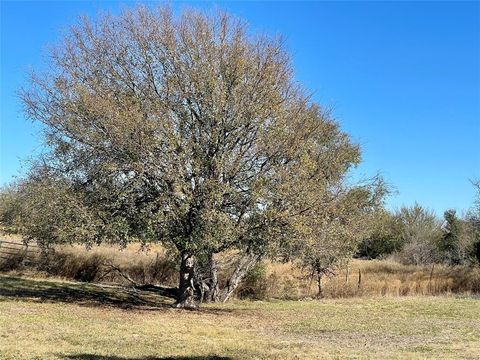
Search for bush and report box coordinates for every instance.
[395,240,441,266]
[357,210,403,259]
[36,251,106,282]
[391,204,443,265]
[357,236,402,259]
[236,262,268,300]
[0,253,26,271]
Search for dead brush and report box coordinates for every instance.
[0,241,478,299]
[261,259,480,299]
[0,242,178,287]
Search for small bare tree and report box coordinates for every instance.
[297,179,386,297]
[394,204,442,265]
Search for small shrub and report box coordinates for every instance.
[36,251,106,282]
[281,278,301,300]
[236,262,268,300]
[0,253,26,271]
[72,254,105,282]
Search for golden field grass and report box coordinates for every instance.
[0,274,479,359]
[264,259,480,299]
[1,234,479,299]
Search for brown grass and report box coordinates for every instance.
[262,259,480,299]
[0,238,177,287]
[1,236,479,300]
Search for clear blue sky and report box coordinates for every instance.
[1,1,479,216]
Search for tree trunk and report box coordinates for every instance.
[174,252,197,309]
[317,273,323,298]
[217,253,260,302]
[203,254,220,302]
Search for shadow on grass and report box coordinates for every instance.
[0,275,172,310]
[62,355,231,360]
[0,275,234,314]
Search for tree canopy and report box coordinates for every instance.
[7,6,385,307]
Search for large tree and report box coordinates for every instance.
[17,6,363,307]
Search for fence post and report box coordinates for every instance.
[357,269,362,290]
[428,264,435,294]
[345,262,349,284]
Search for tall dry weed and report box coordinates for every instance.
[1,240,478,299]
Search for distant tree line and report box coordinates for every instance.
[357,182,480,266]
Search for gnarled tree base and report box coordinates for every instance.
[172,299,198,309]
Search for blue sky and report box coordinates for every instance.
[1,1,479,216]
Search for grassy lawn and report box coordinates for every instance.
[0,275,479,359]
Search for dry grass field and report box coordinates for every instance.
[1,274,479,360]
[1,235,479,300]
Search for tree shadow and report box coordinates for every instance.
[62,355,231,360]
[0,275,172,310]
[0,275,233,314]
